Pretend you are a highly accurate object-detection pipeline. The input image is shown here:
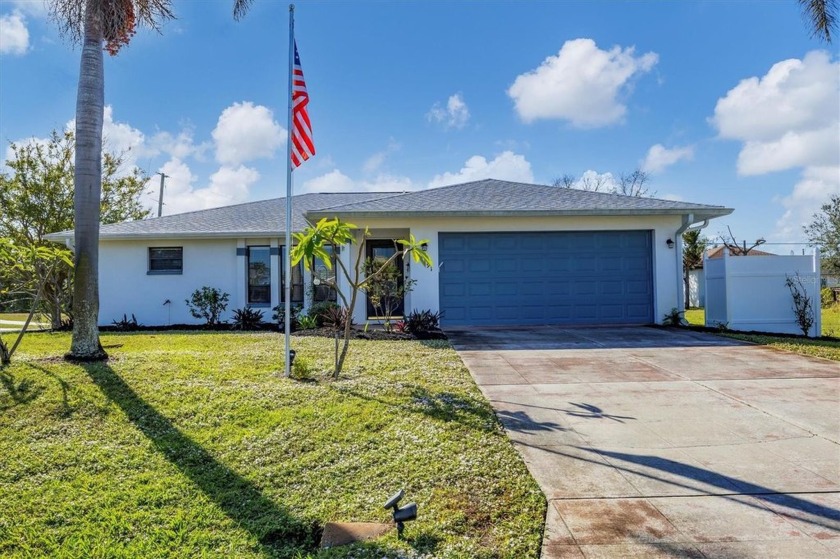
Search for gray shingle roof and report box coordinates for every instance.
[308,179,733,219]
[46,179,732,241]
[46,192,397,240]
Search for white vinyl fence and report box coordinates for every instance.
[704,250,821,337]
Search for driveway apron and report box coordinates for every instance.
[448,326,840,559]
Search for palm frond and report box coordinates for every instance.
[799,0,838,42]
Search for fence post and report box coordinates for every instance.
[814,247,821,337]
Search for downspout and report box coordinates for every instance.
[673,214,709,312]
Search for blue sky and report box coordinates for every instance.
[1,0,838,248]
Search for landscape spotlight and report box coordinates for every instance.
[384,489,417,538]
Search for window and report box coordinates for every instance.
[281,247,304,303]
[148,247,182,274]
[248,246,271,305]
[312,245,337,302]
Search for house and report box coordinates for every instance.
[46,179,733,328]
[688,246,776,308]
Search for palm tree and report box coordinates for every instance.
[799,0,838,42]
[50,0,173,360]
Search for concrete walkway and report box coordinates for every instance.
[448,326,840,558]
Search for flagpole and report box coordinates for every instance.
[284,3,295,378]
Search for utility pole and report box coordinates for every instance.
[156,172,169,217]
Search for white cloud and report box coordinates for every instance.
[507,38,658,128]
[568,169,619,193]
[642,144,694,174]
[212,101,285,165]
[6,1,47,17]
[152,158,259,215]
[428,151,534,188]
[0,11,29,55]
[362,138,400,174]
[711,50,840,240]
[427,93,470,129]
[775,166,840,240]
[301,169,413,194]
[148,128,209,161]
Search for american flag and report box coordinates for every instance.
[291,41,315,168]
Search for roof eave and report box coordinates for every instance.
[305,208,734,220]
[45,230,291,242]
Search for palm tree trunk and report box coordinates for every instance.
[67,1,107,361]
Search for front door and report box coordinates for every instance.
[365,240,405,319]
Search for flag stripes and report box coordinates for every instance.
[291,41,314,168]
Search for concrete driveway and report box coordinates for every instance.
[448,326,840,559]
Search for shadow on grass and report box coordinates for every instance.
[0,369,45,411]
[80,361,320,557]
[27,363,73,417]
[338,384,498,431]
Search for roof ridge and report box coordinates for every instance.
[310,191,405,211]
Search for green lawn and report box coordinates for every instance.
[0,332,544,558]
[684,307,840,361]
[0,312,50,331]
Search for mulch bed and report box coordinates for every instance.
[292,326,446,341]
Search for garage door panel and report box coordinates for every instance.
[495,259,517,273]
[469,282,492,297]
[439,231,653,326]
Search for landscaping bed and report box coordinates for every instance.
[0,332,543,558]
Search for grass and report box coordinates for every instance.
[0,312,50,331]
[0,332,544,558]
[684,306,840,361]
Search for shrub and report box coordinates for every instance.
[786,273,815,336]
[232,307,265,330]
[308,301,340,327]
[186,287,230,325]
[273,304,303,330]
[321,306,353,331]
[112,313,141,331]
[297,314,319,330]
[291,356,315,380]
[821,286,836,308]
[404,309,442,337]
[662,307,686,326]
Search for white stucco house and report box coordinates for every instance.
[46,179,733,328]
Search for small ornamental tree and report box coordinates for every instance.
[292,218,432,378]
[0,238,73,365]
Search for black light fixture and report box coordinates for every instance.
[384,489,417,539]
[666,238,675,249]
[421,243,429,252]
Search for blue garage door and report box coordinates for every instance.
[438,231,654,327]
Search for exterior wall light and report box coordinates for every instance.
[666,238,675,249]
[421,243,429,252]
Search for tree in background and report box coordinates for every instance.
[682,229,708,310]
[804,194,840,274]
[799,0,837,42]
[49,0,173,360]
[0,130,149,328]
[553,169,653,197]
[0,239,73,365]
